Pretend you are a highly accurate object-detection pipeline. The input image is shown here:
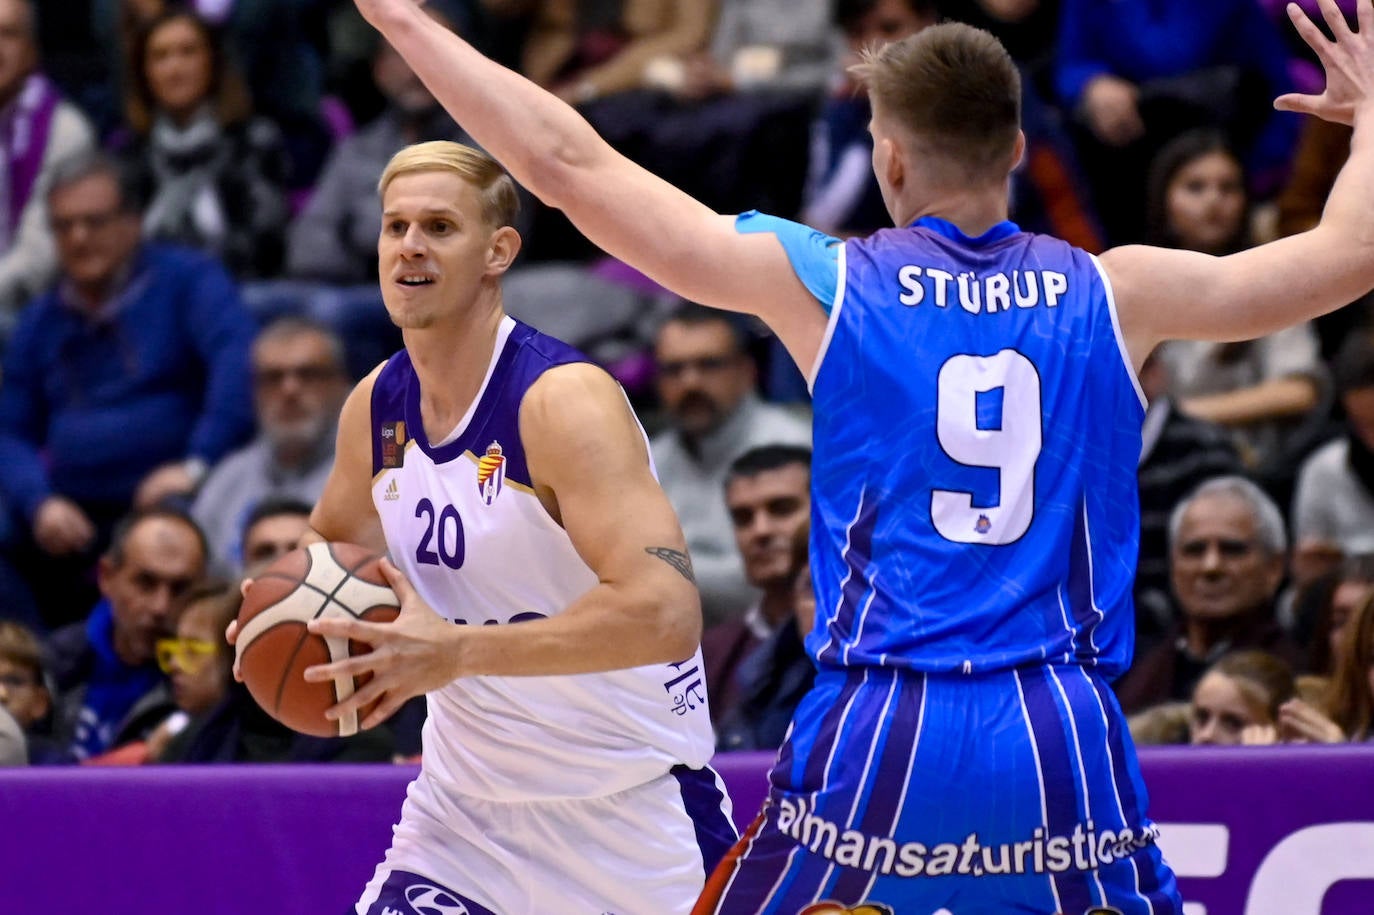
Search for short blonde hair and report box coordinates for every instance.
[378,141,521,230]
[851,22,1020,183]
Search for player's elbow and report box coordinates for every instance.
[517,122,608,212]
[641,585,703,663]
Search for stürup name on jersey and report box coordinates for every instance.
[896,265,1069,315]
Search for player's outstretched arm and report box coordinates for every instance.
[1105,0,1374,367]
[350,0,826,369]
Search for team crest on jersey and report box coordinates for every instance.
[477,441,506,504]
[381,421,407,468]
[797,903,894,915]
[975,513,991,534]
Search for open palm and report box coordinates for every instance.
[1277,0,1374,125]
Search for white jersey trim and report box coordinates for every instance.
[1090,253,1147,410]
[807,241,848,393]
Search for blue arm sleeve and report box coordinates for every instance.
[734,211,842,315]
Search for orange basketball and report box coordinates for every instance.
[235,541,399,738]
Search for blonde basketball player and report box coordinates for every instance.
[249,141,735,914]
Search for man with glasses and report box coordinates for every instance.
[0,150,255,629]
[46,507,207,760]
[1115,475,1303,714]
[192,317,350,574]
[650,303,809,625]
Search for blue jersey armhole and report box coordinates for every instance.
[735,211,842,315]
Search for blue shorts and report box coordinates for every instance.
[696,665,1181,915]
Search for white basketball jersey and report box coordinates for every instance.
[369,317,715,803]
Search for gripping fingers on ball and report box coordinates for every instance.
[326,676,388,722]
[303,653,374,683]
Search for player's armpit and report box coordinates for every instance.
[519,362,702,665]
[309,364,388,553]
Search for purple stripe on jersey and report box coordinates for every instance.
[1065,498,1102,664]
[818,489,880,666]
[825,670,926,904]
[1022,667,1097,914]
[1086,675,1171,906]
[797,670,870,796]
[721,673,869,913]
[370,350,412,477]
[671,764,738,879]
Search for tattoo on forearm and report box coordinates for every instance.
[645,547,695,583]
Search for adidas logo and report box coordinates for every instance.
[384,479,400,501]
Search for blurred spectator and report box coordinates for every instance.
[1115,476,1300,714]
[1127,701,1190,747]
[47,507,207,761]
[702,444,810,731]
[0,619,59,762]
[192,317,347,575]
[1266,582,1374,743]
[0,703,23,764]
[1296,554,1374,678]
[1275,119,1350,240]
[115,8,290,279]
[239,496,313,580]
[289,8,475,285]
[0,0,97,328]
[84,576,234,764]
[802,0,937,237]
[1135,349,1245,650]
[1291,331,1374,577]
[143,578,236,761]
[1314,587,1374,741]
[936,0,1060,83]
[93,0,334,192]
[649,303,810,625]
[716,539,815,752]
[573,0,830,221]
[0,151,255,628]
[1187,649,1295,746]
[1147,132,1325,475]
[517,0,716,104]
[1055,0,1299,245]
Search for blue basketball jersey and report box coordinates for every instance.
[744,212,1145,678]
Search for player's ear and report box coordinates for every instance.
[485,225,521,277]
[1010,130,1027,172]
[879,135,904,194]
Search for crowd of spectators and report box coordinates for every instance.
[1,0,1373,767]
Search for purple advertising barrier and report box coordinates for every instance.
[2,746,1372,914]
[1138,745,1374,915]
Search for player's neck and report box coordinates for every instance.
[406,305,506,440]
[898,187,1010,237]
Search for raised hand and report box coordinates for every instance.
[1275,0,1374,126]
[1276,697,1346,743]
[302,557,462,730]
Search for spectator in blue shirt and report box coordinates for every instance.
[0,150,255,630]
[1055,0,1300,244]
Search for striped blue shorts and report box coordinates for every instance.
[697,665,1181,915]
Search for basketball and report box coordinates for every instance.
[235,541,400,738]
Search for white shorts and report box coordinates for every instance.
[354,764,736,915]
